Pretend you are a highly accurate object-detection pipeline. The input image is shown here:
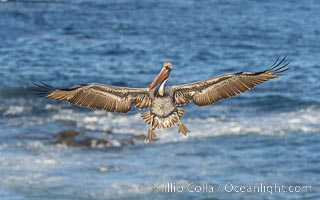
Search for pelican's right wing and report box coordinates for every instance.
[34,83,151,113]
[171,57,289,106]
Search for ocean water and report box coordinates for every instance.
[0,0,320,199]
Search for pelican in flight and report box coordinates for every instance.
[35,58,289,141]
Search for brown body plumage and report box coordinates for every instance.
[34,57,289,141]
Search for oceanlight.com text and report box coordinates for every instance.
[139,182,312,194]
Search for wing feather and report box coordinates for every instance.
[171,57,289,107]
[34,83,151,113]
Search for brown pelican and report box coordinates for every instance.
[35,57,289,141]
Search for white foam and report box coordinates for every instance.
[47,105,320,144]
[35,159,56,165]
[51,109,144,134]
[3,104,315,145]
[150,106,320,143]
[108,139,122,147]
[3,105,25,116]
[44,104,62,111]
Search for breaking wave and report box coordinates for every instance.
[6,104,317,144]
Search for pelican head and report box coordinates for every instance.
[148,62,172,93]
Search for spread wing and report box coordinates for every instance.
[34,83,151,113]
[171,57,289,106]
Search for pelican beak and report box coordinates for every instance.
[148,67,170,90]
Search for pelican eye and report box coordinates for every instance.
[165,66,172,71]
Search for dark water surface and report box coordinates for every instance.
[0,0,320,199]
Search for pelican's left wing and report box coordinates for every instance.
[171,57,289,106]
[34,83,150,113]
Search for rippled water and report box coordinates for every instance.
[0,0,320,199]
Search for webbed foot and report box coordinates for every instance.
[178,123,189,136]
[146,129,157,142]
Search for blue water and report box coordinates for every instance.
[1,0,320,199]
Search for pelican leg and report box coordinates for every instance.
[146,115,157,142]
[175,112,189,136]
